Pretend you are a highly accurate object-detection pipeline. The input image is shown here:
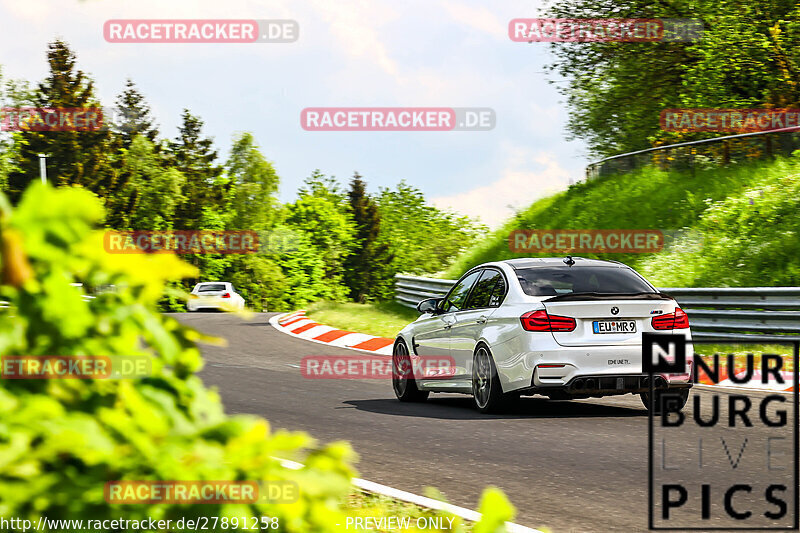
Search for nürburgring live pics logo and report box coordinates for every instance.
[644,333,799,530]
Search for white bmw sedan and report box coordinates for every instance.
[187,282,245,312]
[392,257,693,413]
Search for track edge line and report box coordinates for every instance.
[274,457,543,533]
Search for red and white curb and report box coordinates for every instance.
[270,310,395,355]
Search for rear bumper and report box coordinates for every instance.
[188,297,242,311]
[492,329,693,393]
[188,301,225,311]
[518,373,692,398]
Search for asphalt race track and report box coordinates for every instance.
[177,312,796,532]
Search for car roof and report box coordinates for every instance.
[499,257,626,269]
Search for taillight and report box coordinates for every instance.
[651,307,690,330]
[674,308,690,328]
[222,293,231,299]
[520,310,576,332]
[548,314,578,331]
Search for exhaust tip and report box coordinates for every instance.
[573,379,584,390]
[585,378,596,390]
[642,376,650,388]
[654,376,668,389]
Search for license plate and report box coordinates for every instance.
[592,320,636,334]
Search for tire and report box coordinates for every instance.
[641,388,690,414]
[472,344,512,413]
[392,339,429,402]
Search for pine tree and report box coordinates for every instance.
[7,40,124,208]
[167,109,224,229]
[343,173,394,301]
[114,79,159,148]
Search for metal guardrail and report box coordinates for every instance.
[395,275,455,308]
[659,287,800,343]
[585,126,800,180]
[395,275,800,343]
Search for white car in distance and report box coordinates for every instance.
[187,282,245,312]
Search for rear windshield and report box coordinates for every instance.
[515,266,655,297]
[197,283,226,292]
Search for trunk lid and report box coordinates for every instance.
[542,295,675,347]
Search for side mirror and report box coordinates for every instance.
[416,297,442,314]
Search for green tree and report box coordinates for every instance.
[285,170,354,293]
[113,78,159,149]
[544,0,800,156]
[343,173,393,302]
[0,149,10,193]
[276,229,346,306]
[168,109,224,229]
[225,132,280,231]
[228,254,287,311]
[116,136,185,230]
[0,70,26,193]
[0,138,11,193]
[678,1,800,110]
[1,67,36,109]
[6,40,124,207]
[376,181,485,275]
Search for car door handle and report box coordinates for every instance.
[476,316,488,324]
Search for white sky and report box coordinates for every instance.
[0,0,589,228]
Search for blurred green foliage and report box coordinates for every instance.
[0,184,520,532]
[0,184,358,529]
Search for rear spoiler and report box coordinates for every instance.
[543,292,674,302]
